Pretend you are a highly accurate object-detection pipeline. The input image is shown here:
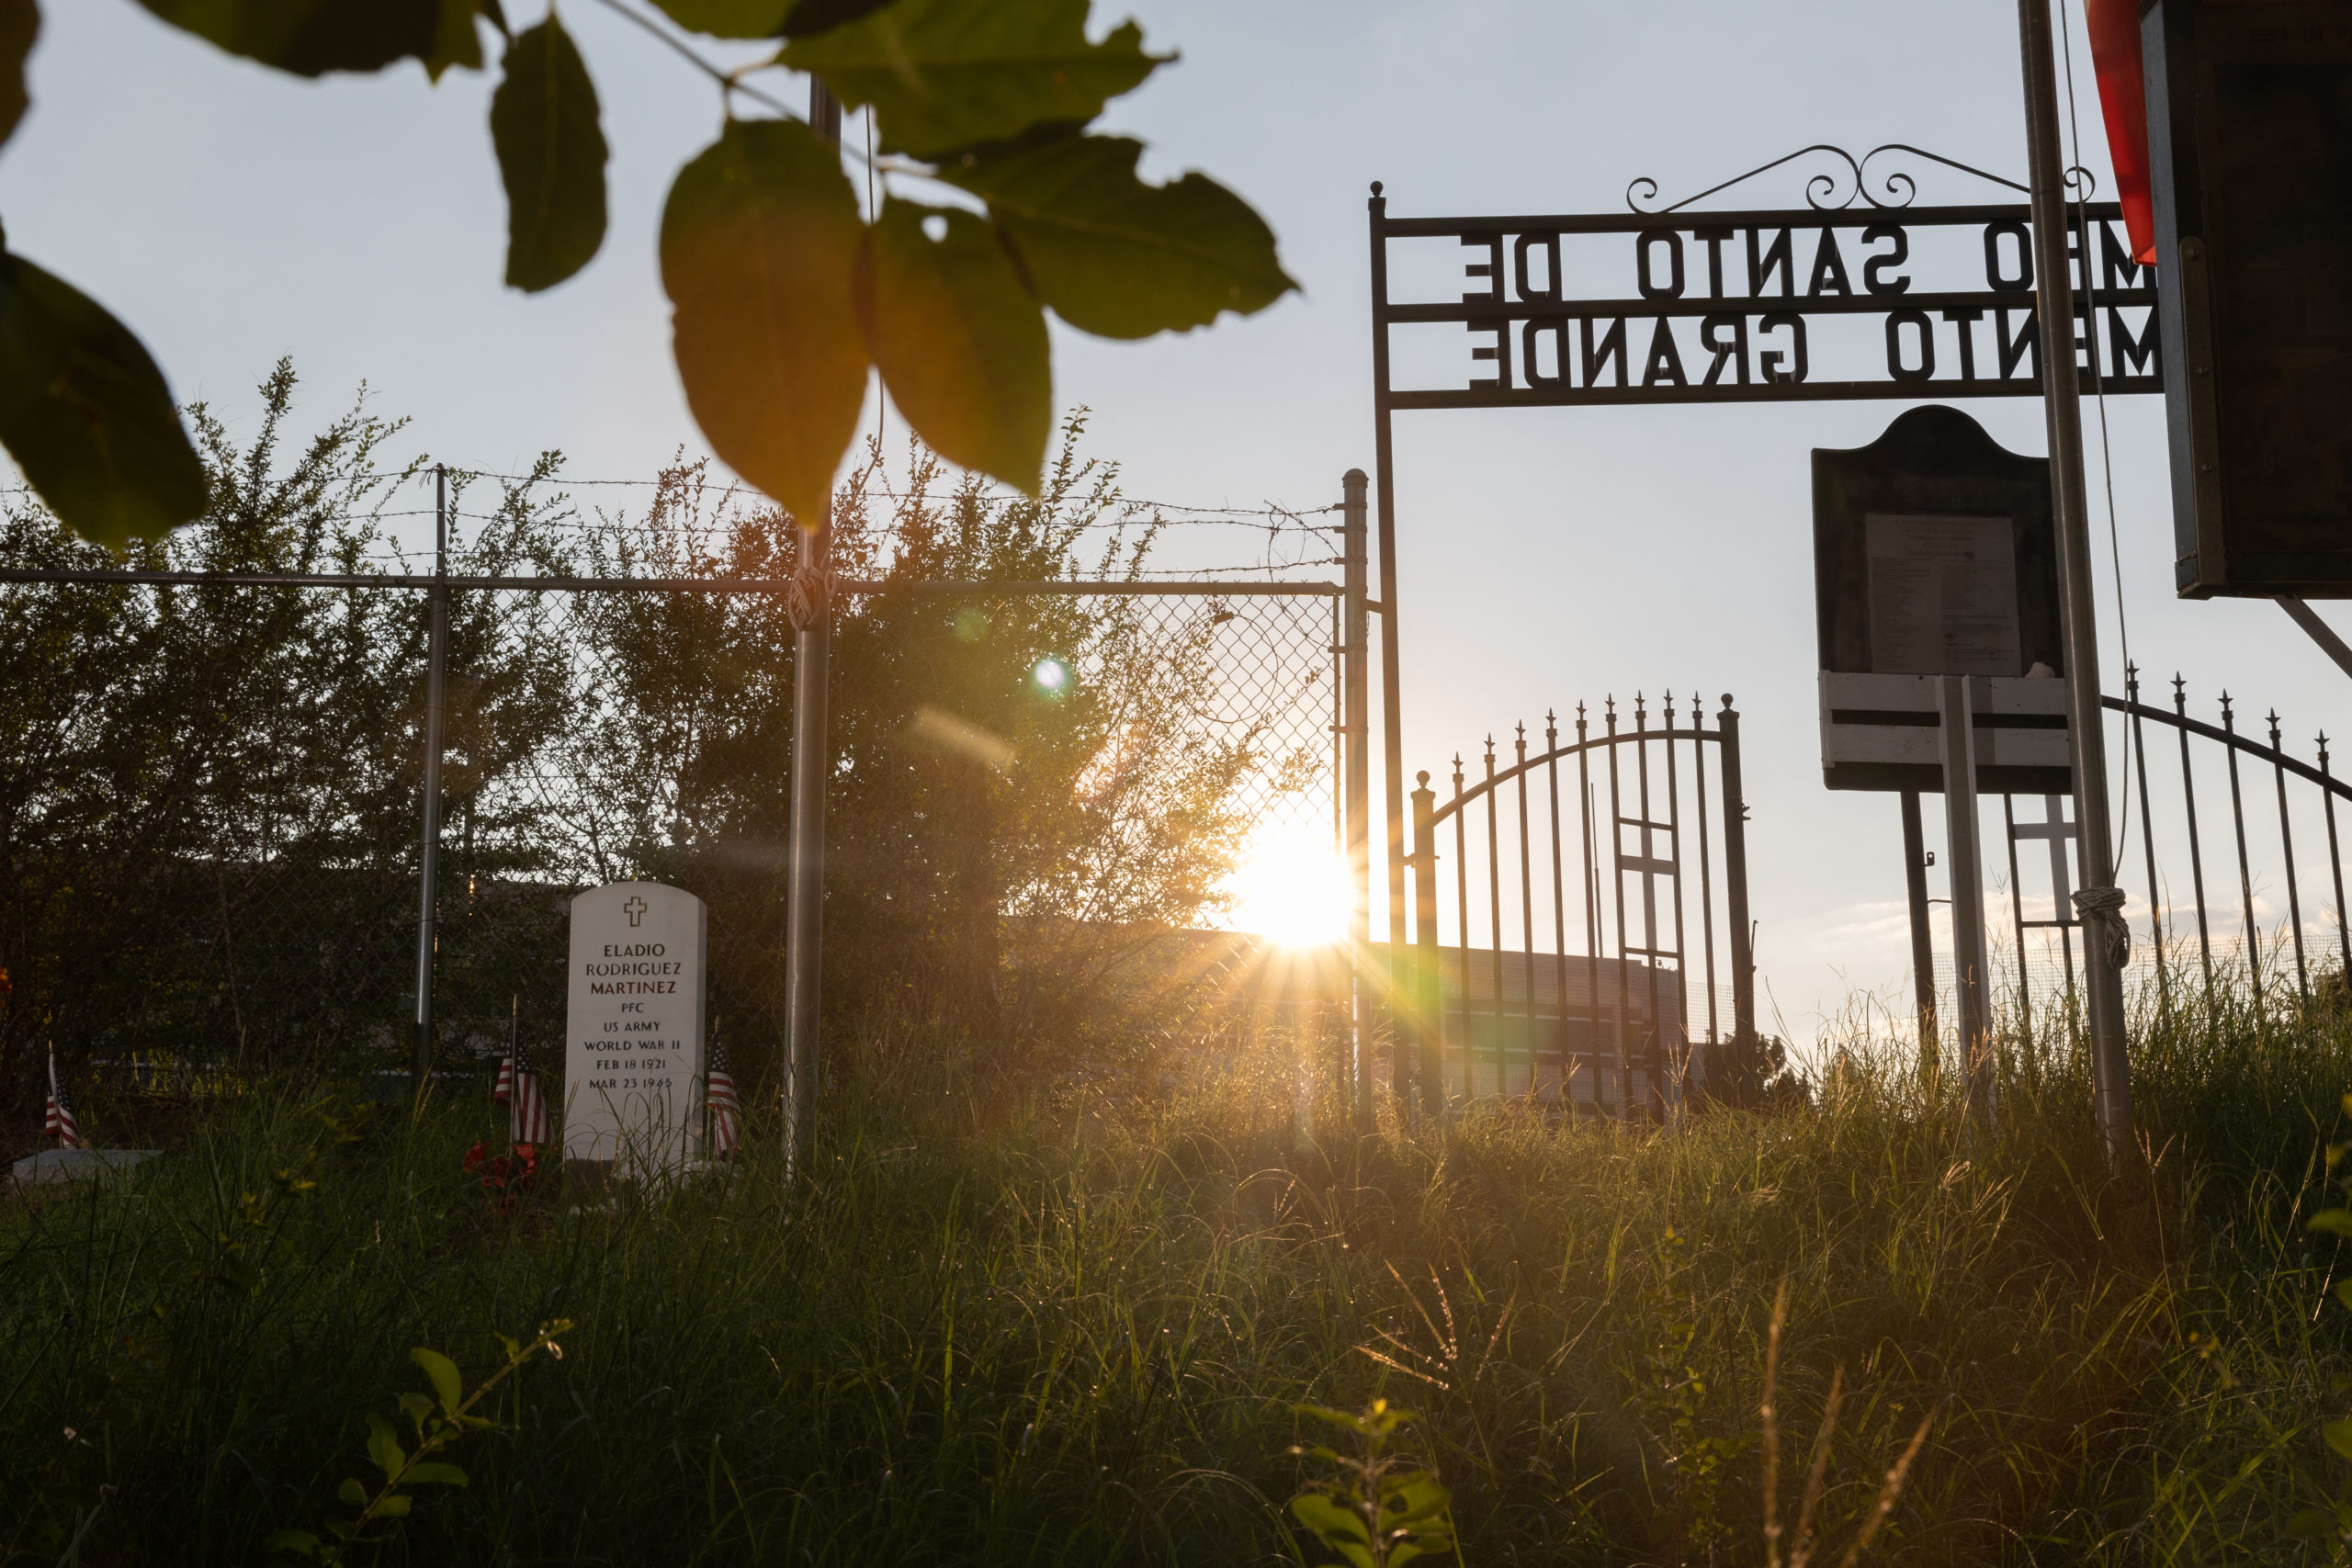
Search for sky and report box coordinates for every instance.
[7,1,2347,1050]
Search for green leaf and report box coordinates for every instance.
[490,16,607,292]
[374,1491,413,1518]
[2310,1209,2352,1238]
[337,1478,368,1507]
[401,1461,469,1487]
[859,200,1047,492]
[660,118,868,524]
[781,0,892,35]
[779,0,1165,158]
[944,133,1294,339]
[0,0,34,148]
[265,1529,322,1558]
[650,0,790,38]
[398,1391,434,1430]
[410,1348,465,1417]
[365,1412,409,1480]
[134,0,442,77]
[1291,1495,1374,1568]
[425,0,485,79]
[2327,1419,2352,1462]
[1383,1473,1452,1527]
[0,232,219,549]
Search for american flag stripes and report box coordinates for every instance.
[45,1045,83,1149]
[707,1040,741,1157]
[493,1043,551,1149]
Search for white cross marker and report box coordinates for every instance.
[2011,794,2078,919]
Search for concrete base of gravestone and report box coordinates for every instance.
[563,1157,619,1199]
[12,1148,162,1186]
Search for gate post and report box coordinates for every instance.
[1340,469,1373,1133]
[1411,773,1440,1123]
[1716,696,1757,1058]
[2018,0,2132,1161]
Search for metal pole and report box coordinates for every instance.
[1411,774,1441,1124]
[1716,697,1757,1064]
[783,518,831,1170]
[2278,596,2352,682]
[412,464,449,1099]
[2019,0,2132,1160]
[1340,469,1374,1130]
[1366,185,1411,1093]
[1900,789,1939,1071]
[783,80,844,1172]
[1938,677,1994,1123]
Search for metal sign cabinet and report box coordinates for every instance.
[1815,404,2073,795]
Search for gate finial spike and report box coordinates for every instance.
[2269,709,2284,745]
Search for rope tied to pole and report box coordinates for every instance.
[2073,884,2132,968]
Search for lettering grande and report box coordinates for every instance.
[1385,209,2160,405]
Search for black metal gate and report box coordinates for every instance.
[1398,693,1755,1120]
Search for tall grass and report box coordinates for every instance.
[5,983,2352,1565]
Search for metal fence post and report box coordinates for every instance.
[1716,697,1757,1060]
[1411,772,1440,1124]
[1899,789,1939,1072]
[2018,0,2133,1160]
[1340,468,1373,1132]
[783,80,843,1172]
[784,520,831,1171]
[412,464,449,1100]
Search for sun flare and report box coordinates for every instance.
[1221,822,1351,949]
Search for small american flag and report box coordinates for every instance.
[45,1045,83,1149]
[493,1043,551,1149]
[707,1040,741,1156]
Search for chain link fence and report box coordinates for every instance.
[2,441,1348,1119]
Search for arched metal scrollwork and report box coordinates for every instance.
[1626,142,2040,215]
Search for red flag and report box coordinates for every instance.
[2086,0,2155,266]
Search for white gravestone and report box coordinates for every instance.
[565,882,706,1176]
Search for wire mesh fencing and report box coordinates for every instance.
[1,456,1348,1112]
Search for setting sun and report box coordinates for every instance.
[1221,822,1352,949]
